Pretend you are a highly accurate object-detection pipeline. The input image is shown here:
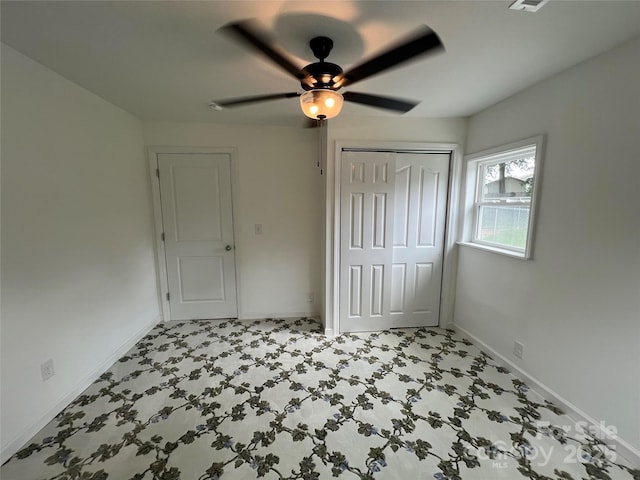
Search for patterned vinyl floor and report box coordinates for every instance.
[2,318,638,480]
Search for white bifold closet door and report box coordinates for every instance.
[340,150,450,333]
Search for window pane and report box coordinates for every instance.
[466,138,542,258]
[477,205,530,250]
[481,157,535,201]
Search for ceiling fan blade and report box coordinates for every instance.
[221,20,304,80]
[210,92,300,109]
[337,26,444,88]
[343,91,418,113]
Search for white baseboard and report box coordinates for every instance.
[1,315,161,464]
[453,323,640,467]
[238,311,320,321]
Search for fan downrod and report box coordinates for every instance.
[309,36,334,61]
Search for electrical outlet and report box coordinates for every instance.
[514,341,524,359]
[306,292,314,303]
[41,359,55,381]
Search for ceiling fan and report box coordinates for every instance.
[210,19,444,121]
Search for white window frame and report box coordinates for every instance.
[460,135,544,259]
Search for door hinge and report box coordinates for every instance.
[156,168,160,178]
[166,292,170,301]
[161,232,165,241]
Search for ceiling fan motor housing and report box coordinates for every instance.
[300,61,343,90]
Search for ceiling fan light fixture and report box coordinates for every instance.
[300,89,343,120]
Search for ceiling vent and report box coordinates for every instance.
[509,0,549,12]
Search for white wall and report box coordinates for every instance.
[323,116,468,333]
[0,44,160,460]
[455,37,640,457]
[143,122,322,319]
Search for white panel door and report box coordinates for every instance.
[158,153,237,320]
[391,153,450,327]
[340,151,396,332]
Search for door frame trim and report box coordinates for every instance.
[329,141,463,335]
[147,146,239,322]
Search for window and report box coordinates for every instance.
[462,136,544,259]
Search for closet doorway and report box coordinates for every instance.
[337,145,456,333]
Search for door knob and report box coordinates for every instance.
[225,245,233,251]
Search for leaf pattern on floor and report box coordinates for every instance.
[3,318,638,480]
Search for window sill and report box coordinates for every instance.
[457,241,529,260]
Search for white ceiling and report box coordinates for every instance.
[2,1,640,127]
